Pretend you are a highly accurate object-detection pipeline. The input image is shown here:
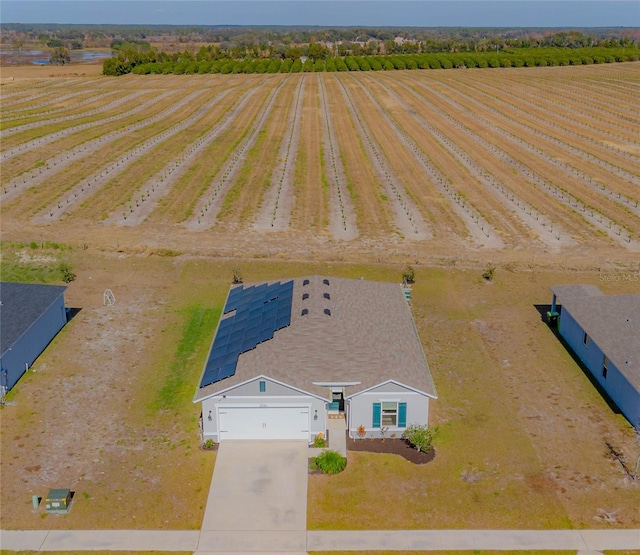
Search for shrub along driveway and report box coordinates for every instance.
[198,440,308,552]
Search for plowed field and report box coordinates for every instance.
[2,63,639,267]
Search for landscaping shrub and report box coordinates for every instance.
[311,449,347,474]
[312,433,327,448]
[402,264,415,283]
[402,424,439,453]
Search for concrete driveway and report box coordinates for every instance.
[198,440,308,552]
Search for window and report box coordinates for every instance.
[373,402,407,428]
[583,332,591,347]
[259,381,266,393]
[382,402,397,426]
[602,357,609,379]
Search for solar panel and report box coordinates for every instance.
[275,314,290,330]
[224,286,244,313]
[200,279,297,387]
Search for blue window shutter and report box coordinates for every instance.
[372,403,381,428]
[398,403,407,427]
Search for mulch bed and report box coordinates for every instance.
[347,436,436,465]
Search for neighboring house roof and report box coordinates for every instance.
[550,284,640,391]
[0,282,67,357]
[195,276,437,402]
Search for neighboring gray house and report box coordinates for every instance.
[550,285,640,428]
[0,282,68,394]
[194,276,437,442]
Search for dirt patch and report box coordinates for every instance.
[347,436,436,465]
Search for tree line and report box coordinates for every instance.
[103,46,638,76]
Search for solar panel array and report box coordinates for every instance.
[200,280,294,388]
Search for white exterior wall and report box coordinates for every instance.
[200,376,327,442]
[348,387,429,439]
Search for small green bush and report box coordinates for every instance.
[402,424,439,453]
[203,439,215,450]
[482,264,495,282]
[311,449,346,474]
[312,434,327,448]
[58,261,76,283]
[402,264,415,283]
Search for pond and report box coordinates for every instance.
[0,49,113,66]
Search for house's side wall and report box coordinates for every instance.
[1,294,66,392]
[348,388,429,439]
[200,376,326,442]
[560,307,640,427]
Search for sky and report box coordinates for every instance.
[1,1,639,27]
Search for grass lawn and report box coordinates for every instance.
[1,247,639,531]
[308,266,640,530]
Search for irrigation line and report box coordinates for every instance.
[1,91,169,163]
[29,89,228,222]
[1,90,148,139]
[427,80,640,216]
[318,74,358,239]
[335,74,431,239]
[185,76,289,231]
[111,78,272,226]
[405,78,635,248]
[355,73,504,247]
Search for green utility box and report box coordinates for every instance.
[45,488,71,514]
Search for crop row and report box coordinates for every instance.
[2,69,637,254]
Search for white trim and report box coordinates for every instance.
[196,374,327,403]
[313,381,361,387]
[347,379,436,399]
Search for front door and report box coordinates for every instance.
[331,389,345,412]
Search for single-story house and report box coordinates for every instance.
[0,282,68,394]
[550,284,639,428]
[194,276,437,442]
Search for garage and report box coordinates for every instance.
[218,406,310,440]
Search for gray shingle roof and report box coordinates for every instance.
[195,276,436,401]
[550,285,640,391]
[0,282,67,357]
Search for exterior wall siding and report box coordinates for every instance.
[348,389,429,439]
[560,308,640,427]
[200,376,326,442]
[0,295,66,392]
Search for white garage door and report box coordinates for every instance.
[218,406,309,440]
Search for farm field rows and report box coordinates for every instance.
[1,63,639,266]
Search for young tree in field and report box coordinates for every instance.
[49,46,71,65]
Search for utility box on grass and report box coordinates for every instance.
[45,488,71,513]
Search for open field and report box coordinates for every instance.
[1,63,639,269]
[1,63,639,535]
[0,247,639,531]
